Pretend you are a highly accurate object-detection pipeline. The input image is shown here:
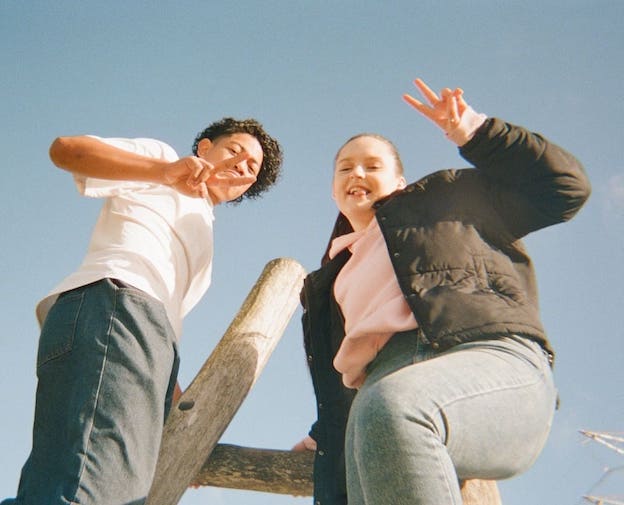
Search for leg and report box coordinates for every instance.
[11,279,178,505]
[346,334,557,505]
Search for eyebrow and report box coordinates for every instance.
[337,155,383,164]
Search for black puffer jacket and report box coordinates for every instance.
[301,117,591,505]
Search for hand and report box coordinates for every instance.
[162,156,213,198]
[402,78,469,132]
[163,151,256,199]
[292,435,317,452]
[188,150,257,193]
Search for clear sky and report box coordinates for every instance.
[1,1,622,504]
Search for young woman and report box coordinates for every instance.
[295,79,591,504]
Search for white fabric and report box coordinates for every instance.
[36,137,215,339]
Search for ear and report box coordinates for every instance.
[397,176,407,190]
[197,138,213,156]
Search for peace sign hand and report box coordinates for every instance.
[187,150,256,190]
[403,78,468,131]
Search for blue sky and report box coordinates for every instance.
[1,1,622,504]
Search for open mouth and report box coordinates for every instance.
[348,186,370,196]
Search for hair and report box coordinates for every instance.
[192,117,283,202]
[334,133,404,175]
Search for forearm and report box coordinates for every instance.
[462,118,591,230]
[49,136,168,184]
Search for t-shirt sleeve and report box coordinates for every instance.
[74,136,179,197]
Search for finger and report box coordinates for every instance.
[198,182,208,199]
[441,87,453,99]
[403,93,432,115]
[454,88,468,114]
[217,150,250,171]
[189,158,213,182]
[209,174,256,187]
[413,78,439,104]
[447,95,459,126]
[403,94,440,124]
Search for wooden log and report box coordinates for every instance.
[145,258,307,505]
[193,443,502,505]
[194,444,314,496]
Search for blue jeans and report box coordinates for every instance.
[3,278,179,505]
[345,332,557,505]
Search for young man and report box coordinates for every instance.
[2,118,283,505]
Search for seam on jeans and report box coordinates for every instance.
[72,286,116,504]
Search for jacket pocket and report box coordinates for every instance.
[37,291,84,370]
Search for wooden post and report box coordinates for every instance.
[192,444,502,505]
[146,256,501,505]
[145,258,306,505]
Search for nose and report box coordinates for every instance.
[350,165,365,178]
[233,158,247,175]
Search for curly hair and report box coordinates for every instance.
[192,117,283,202]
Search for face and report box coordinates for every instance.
[197,132,263,204]
[332,136,406,231]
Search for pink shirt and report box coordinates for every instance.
[330,219,418,388]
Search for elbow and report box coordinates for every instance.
[568,162,592,212]
[49,136,72,169]
[49,135,90,170]
[559,172,592,222]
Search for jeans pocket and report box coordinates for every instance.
[37,291,84,369]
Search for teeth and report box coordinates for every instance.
[348,187,368,195]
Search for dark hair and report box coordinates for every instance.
[334,133,404,175]
[192,117,283,202]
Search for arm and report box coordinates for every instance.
[403,78,591,235]
[459,118,590,234]
[49,135,171,183]
[49,135,253,199]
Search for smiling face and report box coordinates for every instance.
[197,132,264,204]
[332,135,406,231]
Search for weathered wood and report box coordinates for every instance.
[145,258,306,505]
[194,444,314,496]
[193,443,502,505]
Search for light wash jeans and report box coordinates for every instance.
[2,278,179,505]
[345,332,557,505]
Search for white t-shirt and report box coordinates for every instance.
[36,137,215,340]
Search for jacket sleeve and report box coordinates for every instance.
[459,117,591,237]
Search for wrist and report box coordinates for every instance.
[445,106,488,146]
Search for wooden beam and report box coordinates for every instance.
[192,443,502,505]
[145,258,306,505]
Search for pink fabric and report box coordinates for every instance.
[330,219,418,388]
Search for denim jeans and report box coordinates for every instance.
[3,278,179,505]
[345,332,557,505]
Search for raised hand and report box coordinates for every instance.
[403,78,468,132]
[163,151,256,199]
[189,150,256,187]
